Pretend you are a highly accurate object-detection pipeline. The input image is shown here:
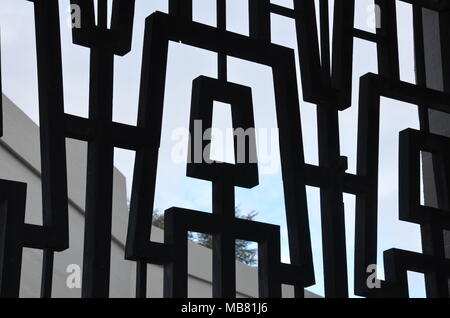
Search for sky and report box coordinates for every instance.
[0,0,428,297]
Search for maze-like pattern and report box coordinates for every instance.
[0,0,449,298]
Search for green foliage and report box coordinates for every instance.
[152,209,165,229]
[152,208,258,266]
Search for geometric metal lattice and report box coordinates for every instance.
[355,73,450,297]
[125,12,313,299]
[1,0,450,298]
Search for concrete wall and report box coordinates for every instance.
[0,95,318,298]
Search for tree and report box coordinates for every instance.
[152,208,258,266]
[152,209,165,229]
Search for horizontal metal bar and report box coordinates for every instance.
[270,4,296,19]
[304,164,368,195]
[353,28,379,43]
[64,114,94,141]
[64,114,154,150]
[279,263,314,286]
[21,224,65,251]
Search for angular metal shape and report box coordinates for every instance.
[354,73,450,297]
[164,207,282,298]
[2,0,449,299]
[70,0,136,55]
[399,129,450,228]
[187,76,258,189]
[125,12,315,298]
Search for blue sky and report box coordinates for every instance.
[0,0,427,297]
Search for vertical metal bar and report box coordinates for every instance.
[249,0,271,42]
[136,261,147,298]
[126,14,170,298]
[127,15,170,298]
[0,181,27,298]
[375,0,400,79]
[354,76,381,297]
[40,250,54,298]
[319,0,331,82]
[292,0,323,104]
[272,51,314,298]
[82,47,115,298]
[316,105,349,298]
[212,180,236,298]
[217,0,226,30]
[32,0,70,298]
[217,0,227,82]
[258,234,281,298]
[317,0,349,298]
[331,0,355,108]
[98,0,108,28]
[169,0,193,20]
[110,0,136,55]
[164,212,188,298]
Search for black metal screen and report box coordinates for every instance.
[0,0,450,298]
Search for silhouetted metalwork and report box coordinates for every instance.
[125,11,313,298]
[0,0,450,298]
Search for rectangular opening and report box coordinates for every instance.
[20,248,43,298]
[110,148,137,297]
[93,0,98,25]
[407,271,426,298]
[420,150,437,208]
[227,0,249,36]
[145,263,164,298]
[396,2,415,84]
[354,0,377,33]
[188,231,213,298]
[270,13,296,51]
[236,240,258,298]
[211,101,235,164]
[305,186,324,297]
[193,0,217,27]
[419,150,450,211]
[107,0,113,28]
[113,148,136,200]
[343,193,356,297]
[236,239,258,267]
